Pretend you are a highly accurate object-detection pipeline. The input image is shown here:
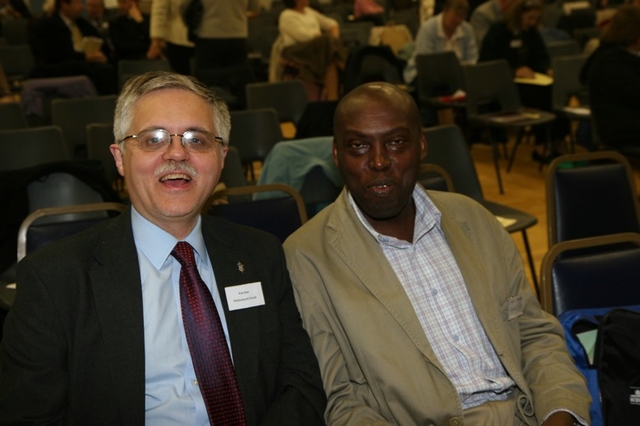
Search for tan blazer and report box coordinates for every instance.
[284,188,590,425]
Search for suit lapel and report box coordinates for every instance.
[90,210,146,425]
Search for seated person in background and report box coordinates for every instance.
[470,0,513,46]
[404,0,478,84]
[29,0,116,94]
[581,5,640,150]
[85,0,109,40]
[269,0,345,101]
[283,81,591,426]
[354,0,386,26]
[109,0,151,61]
[480,0,566,162]
[0,71,327,425]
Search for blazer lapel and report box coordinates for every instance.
[90,210,146,425]
[328,193,441,364]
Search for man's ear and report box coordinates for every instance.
[109,143,125,177]
[420,131,427,160]
[332,139,339,166]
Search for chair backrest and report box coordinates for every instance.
[0,44,34,79]
[229,108,282,165]
[0,101,28,130]
[86,122,119,185]
[117,59,172,89]
[219,146,247,190]
[245,80,309,125]
[539,232,640,316]
[299,164,343,216]
[51,95,117,157]
[551,54,588,111]
[17,202,127,261]
[343,45,405,95]
[247,24,280,64]
[415,51,465,101]
[418,163,455,192]
[0,125,69,171]
[423,124,484,201]
[463,59,522,117]
[204,184,308,243]
[340,21,374,51]
[545,39,581,59]
[1,18,29,45]
[546,150,640,247]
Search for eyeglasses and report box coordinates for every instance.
[120,129,224,153]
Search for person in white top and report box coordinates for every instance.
[270,0,344,100]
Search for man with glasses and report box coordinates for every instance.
[0,71,326,425]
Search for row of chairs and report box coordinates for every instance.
[416,50,590,194]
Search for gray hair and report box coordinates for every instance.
[113,71,231,150]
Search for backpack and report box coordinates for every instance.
[595,308,640,425]
[559,305,640,426]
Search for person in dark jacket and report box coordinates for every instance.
[581,5,640,150]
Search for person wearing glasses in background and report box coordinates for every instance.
[0,71,326,426]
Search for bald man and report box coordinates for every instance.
[283,82,591,426]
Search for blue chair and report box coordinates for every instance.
[546,150,640,248]
[204,184,307,243]
[540,232,640,316]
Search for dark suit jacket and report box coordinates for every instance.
[30,13,107,65]
[0,209,326,425]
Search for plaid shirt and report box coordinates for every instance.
[349,187,515,409]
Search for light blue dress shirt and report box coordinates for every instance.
[404,13,478,84]
[130,207,231,425]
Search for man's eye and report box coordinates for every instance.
[145,136,165,145]
[184,132,205,145]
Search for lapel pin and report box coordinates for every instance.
[237,261,245,273]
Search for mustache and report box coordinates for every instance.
[154,161,198,178]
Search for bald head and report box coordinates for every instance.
[334,82,422,137]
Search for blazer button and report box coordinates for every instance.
[449,417,462,426]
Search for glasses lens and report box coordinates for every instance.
[182,130,216,152]
[138,129,169,151]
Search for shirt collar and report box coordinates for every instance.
[347,185,442,246]
[131,207,207,270]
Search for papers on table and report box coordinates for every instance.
[495,215,517,228]
[562,106,591,116]
[514,72,553,86]
[489,111,541,124]
[80,36,104,54]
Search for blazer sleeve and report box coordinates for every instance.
[0,257,69,424]
[258,242,327,425]
[284,251,394,426]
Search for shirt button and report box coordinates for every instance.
[453,334,460,342]
[193,379,199,386]
[431,289,438,296]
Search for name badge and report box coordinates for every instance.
[225,282,265,311]
[510,39,523,49]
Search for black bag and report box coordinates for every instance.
[183,0,203,43]
[595,308,640,425]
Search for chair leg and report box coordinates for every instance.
[489,132,505,194]
[521,229,539,298]
[506,127,526,173]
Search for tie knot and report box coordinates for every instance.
[171,241,196,267]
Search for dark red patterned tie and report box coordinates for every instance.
[171,242,247,426]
